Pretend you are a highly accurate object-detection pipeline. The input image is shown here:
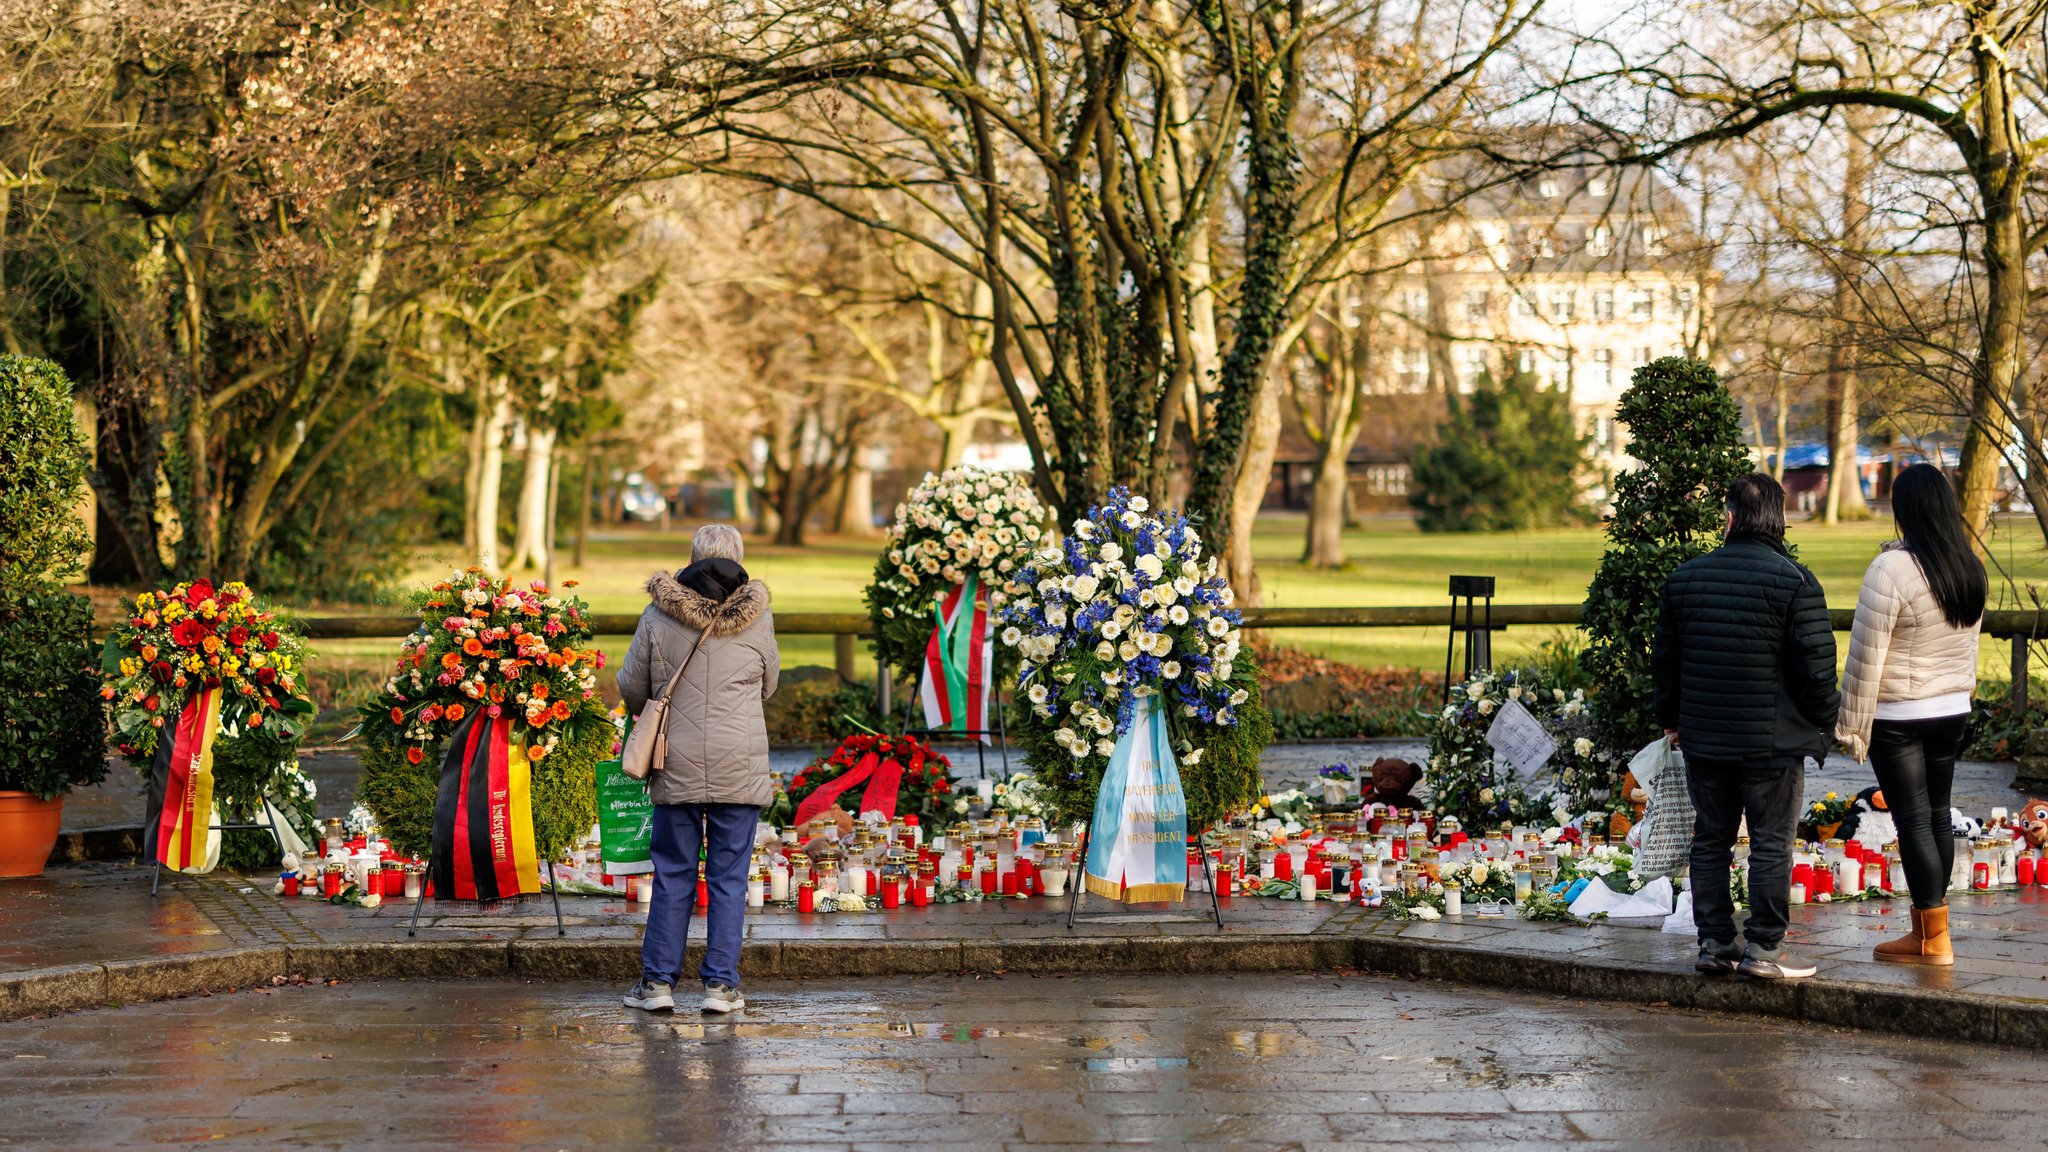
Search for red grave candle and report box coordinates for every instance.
[1274,850,1295,881]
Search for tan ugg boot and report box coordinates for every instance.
[1874,904,1953,966]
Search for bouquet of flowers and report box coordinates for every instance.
[102,579,314,760]
[100,579,318,865]
[354,571,608,858]
[1425,668,1616,831]
[1387,855,1521,919]
[1801,791,1853,842]
[865,466,1048,677]
[786,732,953,825]
[998,488,1270,829]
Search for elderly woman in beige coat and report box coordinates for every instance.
[618,524,778,1014]
[1837,464,1984,967]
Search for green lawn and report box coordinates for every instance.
[297,512,2048,729]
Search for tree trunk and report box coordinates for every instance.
[1304,451,1350,568]
[729,461,755,527]
[1224,375,1282,606]
[1956,31,2028,550]
[773,471,808,546]
[574,442,593,568]
[1772,371,1789,483]
[1823,364,1869,522]
[506,425,556,571]
[837,464,878,536]
[462,382,490,559]
[472,391,510,575]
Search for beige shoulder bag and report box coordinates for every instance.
[619,633,704,781]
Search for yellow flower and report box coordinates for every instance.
[248,653,268,669]
[162,602,185,621]
[136,592,156,609]
[1826,792,1838,801]
[221,657,240,676]
[184,654,205,673]
[197,597,219,618]
[119,657,140,677]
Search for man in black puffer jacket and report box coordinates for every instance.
[1653,472,1839,981]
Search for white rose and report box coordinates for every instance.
[1098,542,1123,563]
[1573,737,1594,757]
[1134,554,1164,581]
[1183,747,1203,765]
[1479,787,1495,803]
[1095,739,1116,757]
[1152,633,1173,657]
[1071,574,1099,601]
[1415,905,1441,921]
[1095,641,1115,660]
[1478,699,1496,715]
[1508,685,1523,700]
[1118,640,1139,662]
[1214,661,1233,681]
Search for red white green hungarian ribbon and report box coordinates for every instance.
[920,573,991,744]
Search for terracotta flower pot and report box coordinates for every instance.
[0,792,64,878]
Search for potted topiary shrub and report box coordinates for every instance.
[0,356,109,876]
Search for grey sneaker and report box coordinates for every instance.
[1695,941,1741,974]
[1738,943,1817,980]
[623,979,675,1011]
[701,983,745,1014]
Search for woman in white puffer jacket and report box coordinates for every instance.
[1836,463,1985,967]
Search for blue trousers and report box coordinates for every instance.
[641,802,758,989]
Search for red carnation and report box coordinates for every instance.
[227,625,250,647]
[255,667,277,685]
[261,631,280,650]
[791,775,807,789]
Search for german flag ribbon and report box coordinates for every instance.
[152,687,223,872]
[431,712,540,902]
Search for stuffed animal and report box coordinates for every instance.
[1951,809,1983,840]
[2017,799,2048,849]
[1367,757,1423,808]
[1837,786,1896,848]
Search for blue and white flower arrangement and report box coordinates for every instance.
[996,488,1270,829]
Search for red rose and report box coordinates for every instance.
[791,775,807,789]
[255,667,277,685]
[185,578,215,606]
[151,661,175,683]
[171,618,207,649]
[142,695,160,712]
[262,631,280,650]
[227,626,250,647]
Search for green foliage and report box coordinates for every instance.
[0,356,93,588]
[1581,357,1753,752]
[1408,363,1597,532]
[357,697,606,860]
[0,585,107,799]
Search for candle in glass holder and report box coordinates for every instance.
[1273,850,1295,882]
[404,865,424,900]
[1444,881,1463,916]
[881,879,900,909]
[1298,870,1316,902]
[747,871,766,908]
[796,880,816,912]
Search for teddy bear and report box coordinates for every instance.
[1367,757,1423,808]
[2018,799,2048,849]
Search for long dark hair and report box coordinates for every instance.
[1892,463,1985,628]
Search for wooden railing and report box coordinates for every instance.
[274,602,2048,709]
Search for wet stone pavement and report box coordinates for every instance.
[5,972,2044,1151]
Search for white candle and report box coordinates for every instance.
[769,865,790,902]
[747,874,765,909]
[1298,871,1316,902]
[1789,882,1807,905]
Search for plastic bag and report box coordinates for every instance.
[1630,737,1694,879]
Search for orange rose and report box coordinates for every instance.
[407,746,425,764]
[247,712,264,728]
[441,652,463,671]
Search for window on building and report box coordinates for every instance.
[1397,347,1429,392]
[1673,285,1696,315]
[1543,348,1569,390]
[1586,174,1610,197]
[1403,288,1429,317]
[1516,347,1536,375]
[1592,348,1614,388]
[1538,176,1559,198]
[1515,292,1538,317]
[1464,288,1489,322]
[1592,288,1615,321]
[1628,287,1654,322]
[1527,228,1556,259]
[1549,292,1575,323]
[1634,345,1654,367]
[1460,344,1490,387]
[1642,224,1666,256]
[1593,415,1612,448]
[1587,225,1613,256]
[1367,464,1410,497]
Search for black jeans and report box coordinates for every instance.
[1868,714,1968,909]
[1685,755,1803,951]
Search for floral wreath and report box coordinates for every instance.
[361,570,606,765]
[864,465,1047,676]
[785,732,953,825]
[998,487,1270,829]
[1425,666,1615,830]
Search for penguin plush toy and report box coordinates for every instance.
[1836,786,1897,847]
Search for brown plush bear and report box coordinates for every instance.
[2020,799,2048,849]
[1368,757,1423,808]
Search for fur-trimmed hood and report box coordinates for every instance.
[645,571,771,636]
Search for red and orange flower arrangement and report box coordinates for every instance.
[101,578,314,759]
